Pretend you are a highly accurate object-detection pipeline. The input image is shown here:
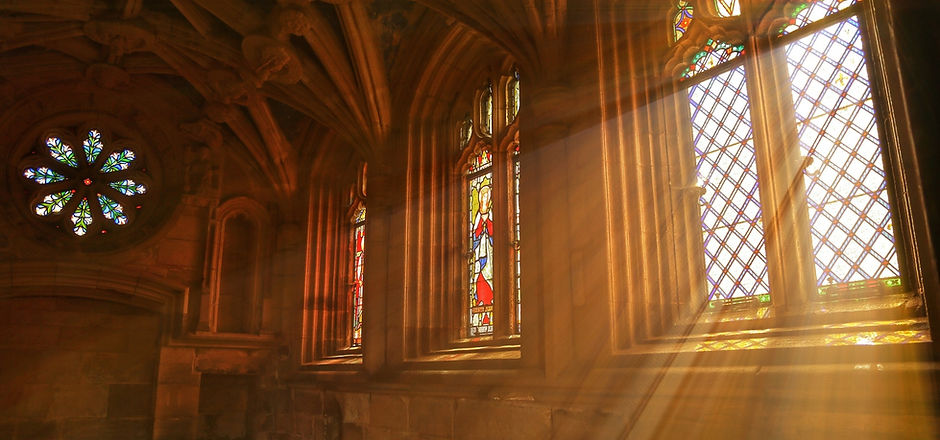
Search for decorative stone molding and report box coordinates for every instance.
[241,35,304,86]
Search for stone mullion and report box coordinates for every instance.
[743,32,817,311]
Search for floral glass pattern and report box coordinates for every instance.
[688,66,771,303]
[785,16,901,296]
[22,129,148,236]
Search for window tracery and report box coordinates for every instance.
[458,70,522,340]
[665,0,915,314]
[20,128,150,237]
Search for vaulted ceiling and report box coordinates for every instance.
[0,0,579,196]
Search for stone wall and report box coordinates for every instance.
[0,297,161,440]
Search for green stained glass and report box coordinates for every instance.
[481,82,493,136]
[24,167,66,184]
[35,190,75,216]
[681,39,745,79]
[100,149,136,173]
[71,198,93,236]
[46,137,78,168]
[508,69,520,124]
[83,129,103,164]
[780,0,859,36]
[109,179,147,196]
[97,194,128,225]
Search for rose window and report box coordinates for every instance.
[20,129,151,236]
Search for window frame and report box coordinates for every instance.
[449,70,523,348]
[653,0,928,338]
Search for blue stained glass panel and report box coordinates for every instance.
[97,194,128,225]
[24,167,66,184]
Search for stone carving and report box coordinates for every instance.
[83,20,154,64]
[271,6,310,40]
[207,69,248,105]
[241,35,304,87]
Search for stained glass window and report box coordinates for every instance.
[715,0,741,18]
[784,16,901,296]
[512,145,522,332]
[468,149,495,336]
[21,129,149,236]
[780,0,859,35]
[674,1,694,42]
[480,82,494,137]
[459,114,473,148]
[681,39,745,79]
[688,66,770,303]
[507,69,520,124]
[350,205,366,347]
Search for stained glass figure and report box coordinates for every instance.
[21,129,149,237]
[459,114,473,148]
[350,205,366,347]
[780,0,858,35]
[507,69,520,124]
[688,65,771,302]
[715,0,741,17]
[480,82,494,137]
[681,39,745,79]
[784,16,900,294]
[468,149,495,336]
[674,1,694,42]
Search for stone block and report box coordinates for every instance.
[154,384,200,418]
[49,384,109,418]
[108,384,154,418]
[454,399,551,440]
[334,392,369,425]
[0,325,59,349]
[340,423,362,440]
[153,416,197,440]
[33,350,84,384]
[292,390,322,415]
[81,352,157,384]
[364,426,410,440]
[551,408,619,439]
[156,238,201,268]
[58,325,129,352]
[194,348,264,374]
[370,393,408,431]
[409,396,453,437]
[157,347,198,385]
[11,384,53,419]
[13,420,57,440]
[0,422,13,440]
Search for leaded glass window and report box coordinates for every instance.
[350,204,366,347]
[458,72,522,340]
[668,0,909,312]
[468,149,495,336]
[20,128,150,237]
